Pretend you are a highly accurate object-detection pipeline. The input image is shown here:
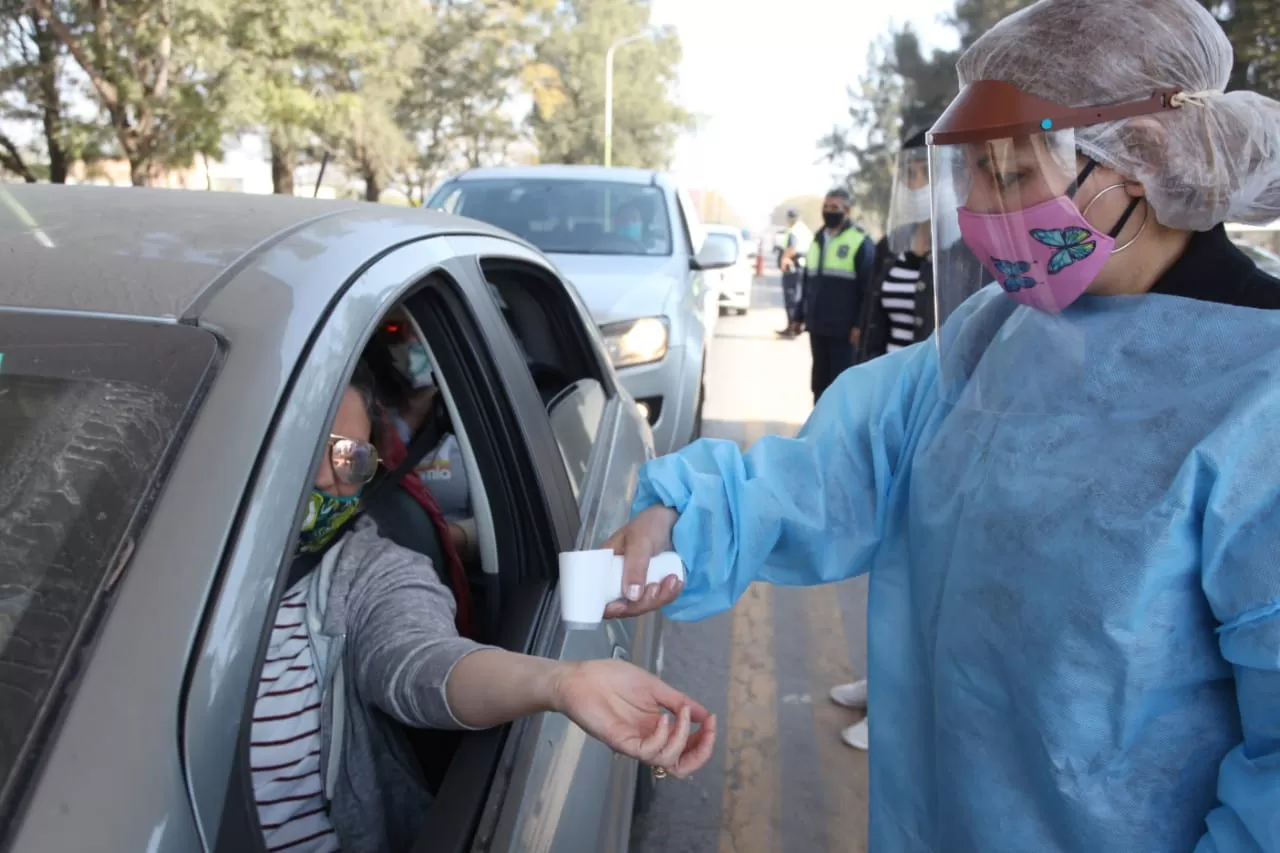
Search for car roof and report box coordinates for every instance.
[450,164,664,187]
[0,184,513,320]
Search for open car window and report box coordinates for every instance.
[0,314,216,823]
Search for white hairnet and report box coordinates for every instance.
[957,0,1280,231]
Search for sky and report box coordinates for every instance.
[649,0,957,228]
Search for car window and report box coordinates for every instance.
[545,379,608,501]
[479,259,614,501]
[432,186,462,214]
[428,178,672,257]
[673,187,703,256]
[0,314,215,811]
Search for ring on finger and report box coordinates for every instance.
[652,766,668,780]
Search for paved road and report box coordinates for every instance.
[630,273,872,853]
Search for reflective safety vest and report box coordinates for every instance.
[805,222,865,282]
[782,222,812,266]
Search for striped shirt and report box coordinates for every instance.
[881,251,926,352]
[251,583,340,853]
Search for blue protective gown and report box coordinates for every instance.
[634,286,1280,852]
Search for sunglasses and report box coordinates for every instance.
[328,434,382,486]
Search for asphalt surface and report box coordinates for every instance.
[629,272,872,853]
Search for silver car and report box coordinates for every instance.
[704,225,753,316]
[0,185,668,853]
[427,166,737,455]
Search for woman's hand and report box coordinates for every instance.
[552,659,716,779]
[603,505,683,619]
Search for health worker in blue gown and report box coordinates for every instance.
[601,0,1280,850]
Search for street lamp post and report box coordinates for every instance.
[604,30,651,168]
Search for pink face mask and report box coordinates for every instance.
[956,162,1143,313]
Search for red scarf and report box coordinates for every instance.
[380,418,476,639]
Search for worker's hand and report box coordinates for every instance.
[552,659,717,779]
[603,505,683,619]
[781,258,795,273]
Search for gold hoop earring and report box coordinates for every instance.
[1080,183,1148,254]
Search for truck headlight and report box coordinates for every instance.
[600,317,669,368]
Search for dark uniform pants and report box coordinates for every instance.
[810,333,855,403]
[781,270,802,324]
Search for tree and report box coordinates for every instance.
[770,195,824,232]
[948,0,1035,50]
[815,0,1037,233]
[817,36,903,233]
[889,27,958,134]
[1,1,112,182]
[393,0,545,204]
[525,0,689,168]
[24,0,228,185]
[1200,0,1279,99]
[220,0,339,194]
[304,0,429,202]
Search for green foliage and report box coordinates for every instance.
[12,0,230,184]
[1200,0,1279,99]
[817,0,1276,232]
[1,0,690,191]
[816,36,904,234]
[394,0,546,202]
[526,0,690,168]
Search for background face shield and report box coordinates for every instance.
[930,129,1101,413]
[887,147,932,257]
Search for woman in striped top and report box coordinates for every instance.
[251,367,717,853]
[857,125,940,366]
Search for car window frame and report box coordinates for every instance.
[475,254,624,506]
[180,232,585,853]
[415,240,640,853]
[181,235,466,852]
[674,186,705,257]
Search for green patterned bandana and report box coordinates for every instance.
[296,489,361,554]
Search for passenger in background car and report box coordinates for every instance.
[251,369,716,853]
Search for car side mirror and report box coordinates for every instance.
[691,235,737,271]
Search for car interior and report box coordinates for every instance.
[242,260,614,851]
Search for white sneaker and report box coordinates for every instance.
[829,680,868,709]
[842,718,869,751]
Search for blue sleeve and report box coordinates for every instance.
[1196,419,1280,852]
[632,342,934,621]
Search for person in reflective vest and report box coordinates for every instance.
[797,188,876,403]
[776,209,813,338]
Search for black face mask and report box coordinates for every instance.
[822,211,845,229]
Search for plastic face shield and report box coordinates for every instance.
[887,146,932,257]
[926,80,1185,413]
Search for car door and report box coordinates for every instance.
[674,187,717,344]
[180,235,477,853]
[435,243,660,853]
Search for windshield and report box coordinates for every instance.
[0,313,216,816]
[431,178,673,257]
